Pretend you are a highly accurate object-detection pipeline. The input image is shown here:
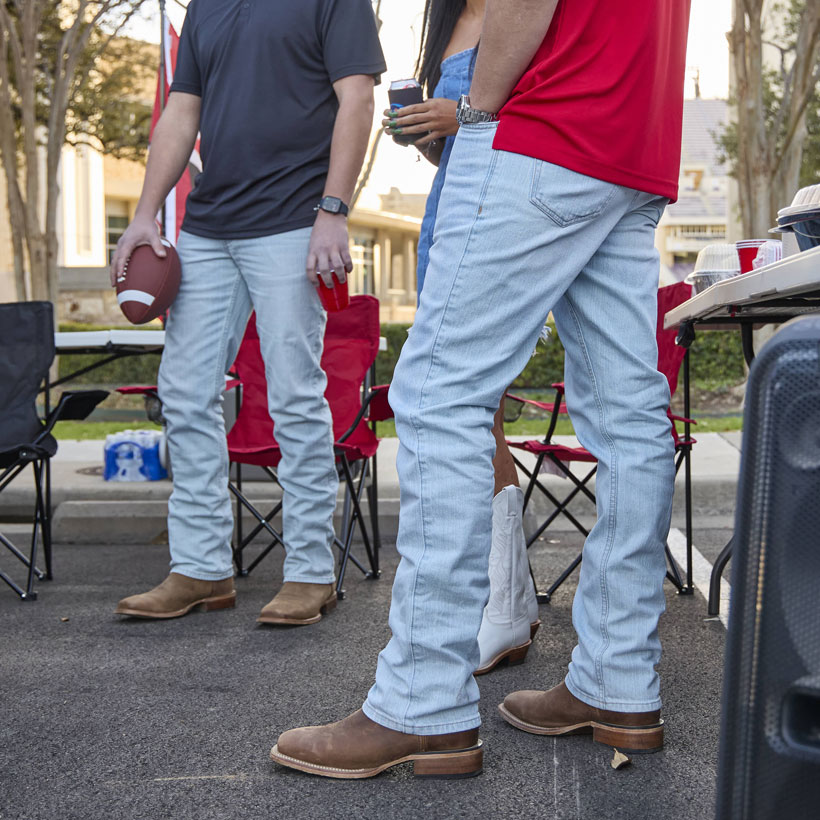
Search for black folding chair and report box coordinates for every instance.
[0,302,108,600]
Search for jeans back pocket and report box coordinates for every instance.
[529,159,619,228]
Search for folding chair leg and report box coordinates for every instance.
[234,462,245,576]
[228,482,287,575]
[519,453,545,513]
[340,477,352,554]
[335,457,377,593]
[35,460,53,581]
[683,444,695,594]
[0,567,30,599]
[543,552,582,603]
[0,530,44,599]
[708,536,733,617]
[664,544,685,592]
[368,454,381,576]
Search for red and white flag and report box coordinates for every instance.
[150,16,202,245]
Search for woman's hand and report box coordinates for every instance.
[382,98,459,148]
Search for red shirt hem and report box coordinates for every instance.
[493,121,680,204]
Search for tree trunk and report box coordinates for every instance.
[27,233,51,302]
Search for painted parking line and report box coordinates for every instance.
[667,527,731,628]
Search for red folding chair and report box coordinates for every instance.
[229,294,391,597]
[506,282,696,603]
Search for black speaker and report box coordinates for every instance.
[717,316,820,820]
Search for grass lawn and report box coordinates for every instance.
[54,414,743,441]
[372,414,742,438]
[53,420,159,440]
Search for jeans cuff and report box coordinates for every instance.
[565,674,663,713]
[283,573,336,585]
[169,565,234,582]
[362,700,482,736]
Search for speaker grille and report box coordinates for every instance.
[718,318,820,820]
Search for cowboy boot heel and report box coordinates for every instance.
[413,743,484,779]
[202,591,237,611]
[592,721,664,753]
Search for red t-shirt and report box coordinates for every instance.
[493,0,691,202]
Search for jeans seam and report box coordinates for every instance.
[213,244,244,507]
[564,294,618,704]
[400,144,501,728]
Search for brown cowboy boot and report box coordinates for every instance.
[270,709,483,779]
[257,582,336,626]
[115,572,236,619]
[499,681,664,753]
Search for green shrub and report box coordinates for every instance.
[56,319,746,391]
[57,322,161,386]
[376,321,745,390]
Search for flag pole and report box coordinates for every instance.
[159,0,167,235]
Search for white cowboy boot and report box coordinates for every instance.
[476,485,541,675]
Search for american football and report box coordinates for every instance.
[116,240,182,325]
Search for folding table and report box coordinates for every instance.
[664,245,820,615]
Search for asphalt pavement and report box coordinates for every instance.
[0,528,731,820]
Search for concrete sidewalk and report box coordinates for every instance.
[0,433,742,544]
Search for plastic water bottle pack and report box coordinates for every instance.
[103,429,168,482]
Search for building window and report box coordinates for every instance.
[106,216,128,264]
[351,237,375,295]
[75,145,93,255]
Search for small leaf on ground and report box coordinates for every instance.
[611,750,631,770]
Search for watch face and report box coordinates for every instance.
[324,198,340,213]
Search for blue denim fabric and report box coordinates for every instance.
[416,48,476,299]
[363,122,674,734]
[157,228,338,584]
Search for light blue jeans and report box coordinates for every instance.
[157,227,337,584]
[363,122,674,734]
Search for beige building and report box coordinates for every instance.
[656,98,734,284]
[0,148,422,325]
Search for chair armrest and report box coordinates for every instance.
[505,393,566,414]
[668,412,697,426]
[116,385,158,396]
[41,390,109,437]
[366,384,393,422]
[338,385,392,444]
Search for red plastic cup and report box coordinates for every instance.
[736,239,768,274]
[317,276,350,312]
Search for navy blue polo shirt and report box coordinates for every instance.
[170,0,386,239]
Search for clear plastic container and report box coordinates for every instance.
[752,240,783,270]
[693,243,741,274]
[686,270,737,294]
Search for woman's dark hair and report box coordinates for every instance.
[415,0,466,96]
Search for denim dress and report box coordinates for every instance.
[416,48,476,299]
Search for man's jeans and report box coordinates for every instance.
[363,122,675,734]
[157,227,337,584]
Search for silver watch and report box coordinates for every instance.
[456,94,498,125]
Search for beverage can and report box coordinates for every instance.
[388,79,424,146]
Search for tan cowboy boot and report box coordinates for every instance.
[257,582,337,626]
[270,709,483,779]
[499,681,664,753]
[115,572,236,619]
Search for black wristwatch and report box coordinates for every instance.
[314,196,349,217]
